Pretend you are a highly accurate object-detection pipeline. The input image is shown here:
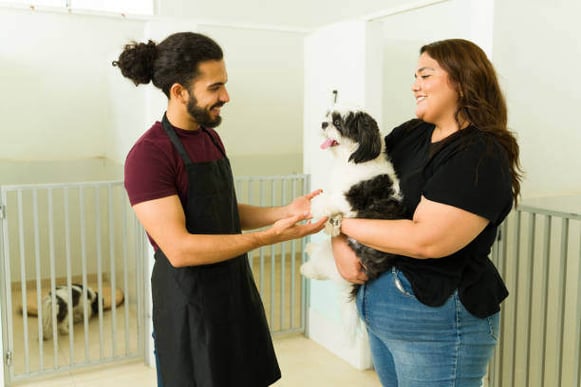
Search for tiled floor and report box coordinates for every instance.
[15,334,381,386]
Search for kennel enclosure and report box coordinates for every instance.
[488,194,581,387]
[0,159,147,385]
[0,159,311,385]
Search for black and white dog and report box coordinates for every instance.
[41,283,100,340]
[301,108,406,330]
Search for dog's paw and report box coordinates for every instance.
[324,214,343,237]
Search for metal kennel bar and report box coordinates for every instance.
[0,180,147,385]
[488,200,581,387]
[234,174,310,335]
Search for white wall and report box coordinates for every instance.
[0,8,305,177]
[493,0,581,197]
[0,8,144,162]
[380,0,494,134]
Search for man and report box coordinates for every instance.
[113,32,325,387]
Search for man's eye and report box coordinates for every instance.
[421,75,431,79]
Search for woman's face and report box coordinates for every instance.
[412,52,459,125]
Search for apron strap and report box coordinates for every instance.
[161,112,226,164]
[201,127,227,159]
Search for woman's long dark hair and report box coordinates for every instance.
[112,32,223,97]
[421,39,523,205]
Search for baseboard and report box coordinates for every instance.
[306,306,372,370]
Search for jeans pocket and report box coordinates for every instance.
[391,267,415,298]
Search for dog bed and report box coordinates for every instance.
[19,283,125,316]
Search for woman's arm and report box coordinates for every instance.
[133,194,326,268]
[334,195,488,282]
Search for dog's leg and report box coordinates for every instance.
[41,296,54,341]
[301,239,345,281]
[73,307,84,324]
[58,316,70,336]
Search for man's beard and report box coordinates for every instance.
[186,96,223,128]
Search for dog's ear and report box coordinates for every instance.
[348,112,382,163]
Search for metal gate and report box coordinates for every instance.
[0,174,310,384]
[489,199,581,386]
[0,180,147,385]
[235,174,310,335]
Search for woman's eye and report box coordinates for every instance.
[421,75,430,79]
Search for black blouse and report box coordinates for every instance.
[385,119,512,318]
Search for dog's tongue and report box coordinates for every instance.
[320,139,338,149]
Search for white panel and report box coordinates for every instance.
[303,19,383,370]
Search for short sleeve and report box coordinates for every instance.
[124,140,178,206]
[423,141,513,225]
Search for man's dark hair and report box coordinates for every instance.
[113,32,223,97]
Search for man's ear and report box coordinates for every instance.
[169,83,188,104]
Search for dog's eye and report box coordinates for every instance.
[333,120,341,127]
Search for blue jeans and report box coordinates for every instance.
[356,267,499,387]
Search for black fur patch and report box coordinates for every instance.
[55,296,68,322]
[344,174,407,298]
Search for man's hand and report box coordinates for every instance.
[261,212,327,245]
[285,189,323,218]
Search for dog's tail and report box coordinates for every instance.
[338,284,367,348]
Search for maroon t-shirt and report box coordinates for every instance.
[124,120,226,249]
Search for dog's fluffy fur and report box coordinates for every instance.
[300,108,406,334]
[41,283,100,340]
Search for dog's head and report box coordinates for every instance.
[320,108,383,164]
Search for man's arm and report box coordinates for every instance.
[133,194,326,268]
[238,189,323,230]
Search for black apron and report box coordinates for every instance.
[151,114,281,387]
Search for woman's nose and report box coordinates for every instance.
[411,79,420,92]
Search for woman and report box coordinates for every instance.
[332,39,522,386]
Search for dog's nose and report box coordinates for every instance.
[321,122,328,129]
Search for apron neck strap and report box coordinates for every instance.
[161,113,193,165]
[161,113,227,163]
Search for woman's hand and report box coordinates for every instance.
[331,234,368,284]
